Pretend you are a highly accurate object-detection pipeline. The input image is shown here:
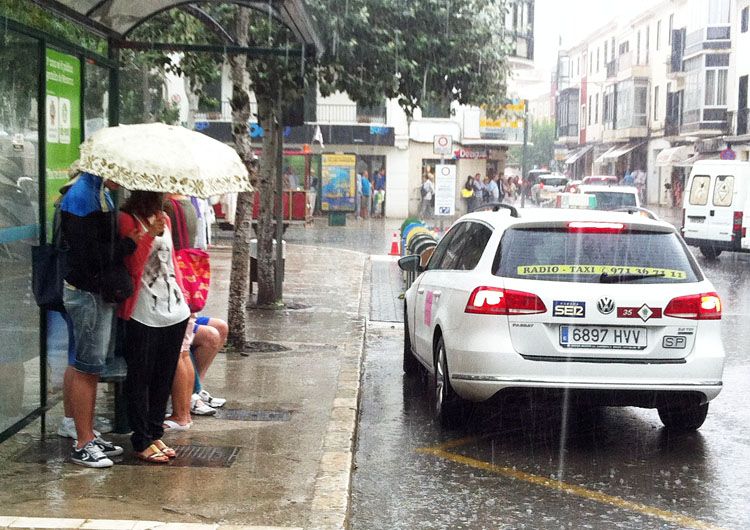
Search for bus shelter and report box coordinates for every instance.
[0,0,320,443]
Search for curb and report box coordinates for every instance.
[306,255,370,530]
[0,517,298,530]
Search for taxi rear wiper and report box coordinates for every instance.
[599,272,665,284]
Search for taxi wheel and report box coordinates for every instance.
[403,307,420,376]
[434,336,465,428]
[657,402,709,431]
[699,245,722,260]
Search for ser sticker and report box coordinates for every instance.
[424,291,434,327]
[553,301,586,318]
[516,265,687,279]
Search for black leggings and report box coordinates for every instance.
[123,318,188,452]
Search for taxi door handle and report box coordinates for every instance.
[417,288,425,294]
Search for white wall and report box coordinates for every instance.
[385,147,410,218]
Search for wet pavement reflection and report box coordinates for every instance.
[351,231,750,529]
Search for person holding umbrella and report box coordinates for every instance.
[118,191,190,463]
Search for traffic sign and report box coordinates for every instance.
[433,135,453,156]
[720,148,736,160]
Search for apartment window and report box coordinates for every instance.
[742,7,748,33]
[604,41,608,65]
[611,37,615,61]
[669,14,674,45]
[604,85,616,129]
[616,79,648,129]
[645,26,650,64]
[590,52,593,74]
[577,57,580,76]
[596,48,600,72]
[654,85,660,121]
[684,56,703,113]
[636,31,641,65]
[657,20,661,50]
[581,105,587,129]
[595,94,599,124]
[588,95,592,125]
[708,0,731,25]
[705,69,728,106]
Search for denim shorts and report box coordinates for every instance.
[62,282,116,375]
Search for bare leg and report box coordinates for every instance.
[165,351,194,426]
[70,369,99,448]
[63,366,74,417]
[193,318,228,380]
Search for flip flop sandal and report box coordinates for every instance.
[162,419,192,431]
[154,439,176,459]
[137,444,169,464]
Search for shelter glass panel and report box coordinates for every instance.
[0,30,41,435]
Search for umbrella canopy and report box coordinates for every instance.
[78,123,253,198]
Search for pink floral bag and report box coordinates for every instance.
[170,199,210,312]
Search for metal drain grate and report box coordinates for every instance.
[216,409,291,422]
[16,439,240,468]
[243,341,291,353]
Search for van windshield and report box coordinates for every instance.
[495,228,701,283]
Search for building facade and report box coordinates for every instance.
[554,0,749,207]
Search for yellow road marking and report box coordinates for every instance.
[417,446,725,530]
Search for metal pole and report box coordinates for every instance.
[38,40,48,438]
[108,38,120,127]
[274,94,284,302]
[520,99,529,208]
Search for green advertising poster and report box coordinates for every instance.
[45,48,81,233]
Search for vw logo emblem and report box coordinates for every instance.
[597,297,615,315]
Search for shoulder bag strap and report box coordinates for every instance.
[169,198,189,249]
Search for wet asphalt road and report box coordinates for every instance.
[349,239,750,529]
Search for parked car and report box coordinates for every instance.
[577,184,640,210]
[682,160,750,259]
[399,206,724,431]
[564,180,582,193]
[582,175,619,185]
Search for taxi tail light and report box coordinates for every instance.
[664,292,722,320]
[567,221,625,234]
[465,287,547,315]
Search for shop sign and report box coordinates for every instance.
[454,148,488,160]
[45,48,81,235]
[321,154,356,212]
[434,164,457,216]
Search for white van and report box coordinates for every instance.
[682,160,750,258]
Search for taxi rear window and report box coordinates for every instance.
[495,228,700,283]
[589,191,637,210]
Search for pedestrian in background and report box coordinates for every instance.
[471,173,484,211]
[118,191,190,464]
[355,171,363,220]
[461,176,475,212]
[487,175,500,203]
[361,170,372,219]
[420,173,434,218]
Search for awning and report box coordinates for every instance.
[675,153,714,167]
[656,145,694,167]
[602,141,645,160]
[594,146,618,165]
[565,144,594,165]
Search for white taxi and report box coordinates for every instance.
[399,206,724,430]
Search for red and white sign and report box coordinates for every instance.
[720,148,736,160]
[433,135,453,156]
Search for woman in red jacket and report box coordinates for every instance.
[118,191,191,463]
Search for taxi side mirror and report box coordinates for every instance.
[398,254,422,274]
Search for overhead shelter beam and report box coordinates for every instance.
[118,41,307,57]
[32,0,322,54]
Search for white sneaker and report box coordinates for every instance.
[198,389,226,408]
[57,417,101,439]
[190,394,217,416]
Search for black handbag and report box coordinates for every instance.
[31,205,67,313]
[99,211,134,304]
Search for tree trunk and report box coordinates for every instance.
[255,94,280,306]
[226,9,254,349]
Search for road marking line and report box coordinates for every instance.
[425,436,479,451]
[417,447,725,530]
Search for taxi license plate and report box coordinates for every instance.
[559,325,647,350]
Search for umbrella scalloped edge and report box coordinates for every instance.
[78,154,254,199]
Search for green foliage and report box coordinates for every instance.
[508,119,556,169]
[309,0,512,117]
[0,0,106,54]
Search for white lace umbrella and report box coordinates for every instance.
[78,123,253,198]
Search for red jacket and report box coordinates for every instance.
[118,211,186,320]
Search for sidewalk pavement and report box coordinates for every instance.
[0,240,371,530]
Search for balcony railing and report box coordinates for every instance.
[606,60,616,79]
[194,101,386,124]
[684,25,731,56]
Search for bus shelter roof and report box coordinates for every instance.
[33,0,322,53]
